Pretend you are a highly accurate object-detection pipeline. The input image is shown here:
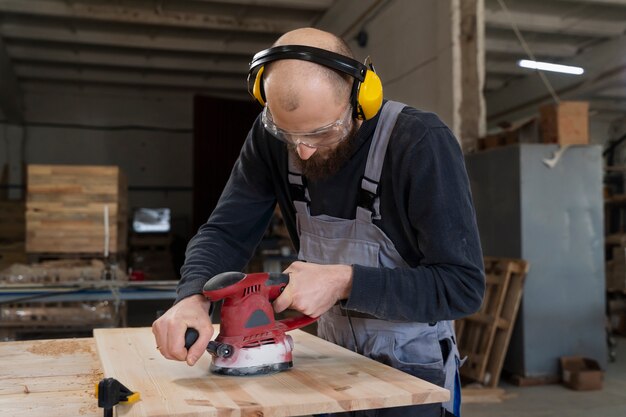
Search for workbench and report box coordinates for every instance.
[0,327,449,417]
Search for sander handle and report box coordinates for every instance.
[184,328,199,350]
[184,328,233,358]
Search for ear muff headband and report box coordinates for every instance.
[247,45,383,120]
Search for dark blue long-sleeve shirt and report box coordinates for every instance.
[177,104,485,323]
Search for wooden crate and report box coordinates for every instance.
[456,257,529,387]
[539,101,589,146]
[26,165,127,254]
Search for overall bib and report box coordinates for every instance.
[288,101,462,417]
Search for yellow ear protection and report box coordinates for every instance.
[247,45,383,121]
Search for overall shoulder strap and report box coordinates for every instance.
[288,152,310,214]
[357,100,406,222]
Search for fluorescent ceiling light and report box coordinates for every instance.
[518,59,584,75]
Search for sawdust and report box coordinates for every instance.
[81,368,103,415]
[78,403,98,416]
[85,367,104,395]
[27,339,94,357]
[89,367,104,386]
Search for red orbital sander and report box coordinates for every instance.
[185,271,317,376]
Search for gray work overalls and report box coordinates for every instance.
[288,101,462,417]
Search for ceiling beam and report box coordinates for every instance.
[486,60,532,75]
[485,8,626,37]
[14,63,246,90]
[551,0,626,6]
[315,0,380,39]
[19,79,251,101]
[194,0,334,10]
[0,34,23,122]
[7,44,250,75]
[594,85,626,98]
[1,22,270,56]
[486,34,626,125]
[588,98,626,116]
[485,77,508,90]
[485,38,580,57]
[0,0,310,34]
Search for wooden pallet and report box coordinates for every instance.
[0,301,126,341]
[0,258,126,284]
[1,301,123,326]
[456,257,529,387]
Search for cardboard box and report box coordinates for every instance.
[560,356,603,391]
[540,101,589,145]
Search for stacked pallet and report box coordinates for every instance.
[0,258,125,284]
[0,200,27,270]
[0,259,127,340]
[1,301,120,327]
[26,165,128,255]
[456,257,529,388]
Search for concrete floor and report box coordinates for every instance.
[463,337,626,417]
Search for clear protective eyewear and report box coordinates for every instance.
[261,105,353,149]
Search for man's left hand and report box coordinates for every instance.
[273,261,353,318]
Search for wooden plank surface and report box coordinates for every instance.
[94,327,449,417]
[0,338,103,417]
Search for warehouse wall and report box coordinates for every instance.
[347,0,458,131]
[318,0,485,146]
[0,88,196,238]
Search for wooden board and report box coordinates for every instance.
[0,338,103,417]
[26,164,127,254]
[94,327,449,417]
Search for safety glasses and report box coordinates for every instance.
[261,105,353,149]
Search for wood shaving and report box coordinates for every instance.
[78,403,97,416]
[87,368,104,393]
[26,339,94,357]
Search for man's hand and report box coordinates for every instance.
[152,294,213,366]
[273,261,353,317]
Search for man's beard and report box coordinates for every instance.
[289,123,358,181]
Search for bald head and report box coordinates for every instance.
[273,27,353,57]
[263,28,354,112]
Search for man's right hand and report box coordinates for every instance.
[151,294,213,366]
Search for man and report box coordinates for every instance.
[153,27,484,417]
